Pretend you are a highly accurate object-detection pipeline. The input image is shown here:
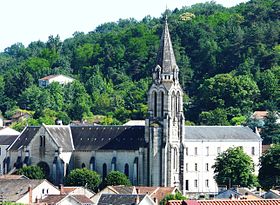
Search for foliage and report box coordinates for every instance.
[212,147,258,188]
[65,168,101,191]
[0,0,279,126]
[258,144,280,190]
[18,165,45,179]
[160,192,187,205]
[104,171,131,186]
[260,111,280,144]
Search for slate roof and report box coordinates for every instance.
[9,126,40,150]
[0,135,18,145]
[0,179,45,202]
[111,185,134,194]
[184,126,260,142]
[157,19,177,73]
[45,125,74,151]
[71,126,146,151]
[97,194,145,205]
[41,194,93,205]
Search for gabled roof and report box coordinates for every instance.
[9,126,40,150]
[0,127,20,135]
[108,185,178,202]
[0,135,18,145]
[184,126,260,142]
[97,194,146,205]
[44,125,74,151]
[71,126,146,151]
[39,74,74,81]
[0,179,45,202]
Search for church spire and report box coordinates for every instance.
[156,19,177,74]
[154,19,179,83]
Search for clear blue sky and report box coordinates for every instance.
[0,0,247,51]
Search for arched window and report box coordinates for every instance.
[111,157,116,171]
[102,163,107,181]
[90,157,95,171]
[81,163,86,168]
[153,92,157,117]
[124,163,129,177]
[161,91,164,117]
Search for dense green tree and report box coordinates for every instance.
[260,111,280,144]
[160,192,187,205]
[212,147,258,188]
[0,0,279,125]
[258,144,280,190]
[18,165,45,179]
[65,168,101,191]
[66,81,92,120]
[104,171,131,186]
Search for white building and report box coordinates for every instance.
[38,74,74,87]
[182,126,261,196]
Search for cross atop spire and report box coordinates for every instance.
[154,19,179,83]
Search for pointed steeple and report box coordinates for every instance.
[156,18,177,74]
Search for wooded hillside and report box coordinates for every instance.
[0,0,279,130]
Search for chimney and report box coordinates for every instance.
[60,184,65,195]
[135,195,140,205]
[56,119,63,125]
[28,185,33,204]
[153,197,158,204]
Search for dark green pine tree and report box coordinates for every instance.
[261,111,280,144]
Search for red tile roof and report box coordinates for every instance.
[198,199,280,205]
[167,199,280,205]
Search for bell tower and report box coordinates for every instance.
[146,18,185,188]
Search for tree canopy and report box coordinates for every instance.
[0,0,279,128]
[104,171,131,186]
[65,168,101,191]
[18,165,45,179]
[258,144,280,190]
[212,147,258,188]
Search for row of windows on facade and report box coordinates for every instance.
[185,179,210,191]
[185,163,211,172]
[185,146,256,156]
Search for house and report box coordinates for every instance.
[0,127,20,136]
[38,74,74,87]
[215,188,261,200]
[41,194,93,205]
[262,189,280,199]
[62,185,95,199]
[0,179,60,204]
[97,193,156,205]
[91,185,179,204]
[4,20,262,194]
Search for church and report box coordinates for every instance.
[4,20,261,196]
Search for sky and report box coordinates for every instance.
[0,0,248,52]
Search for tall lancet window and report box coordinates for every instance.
[161,91,164,117]
[153,92,157,117]
[171,91,176,117]
[173,147,178,171]
[176,91,181,113]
